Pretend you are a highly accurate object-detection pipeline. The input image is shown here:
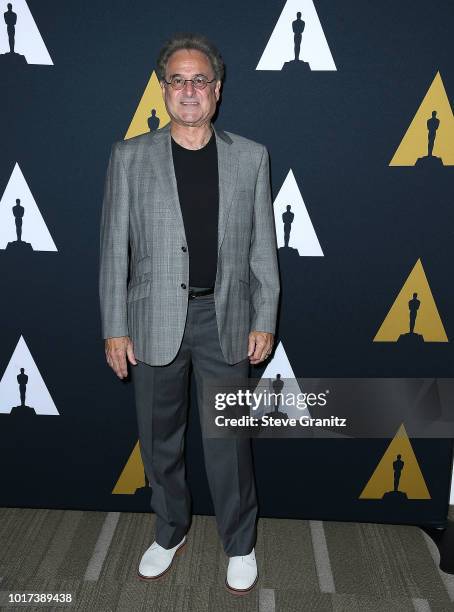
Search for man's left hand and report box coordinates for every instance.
[248,331,274,365]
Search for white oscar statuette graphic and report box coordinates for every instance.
[0,162,57,252]
[0,0,53,65]
[257,0,336,71]
[0,335,59,415]
[274,169,323,257]
[251,341,312,421]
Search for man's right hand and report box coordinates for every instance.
[105,336,138,379]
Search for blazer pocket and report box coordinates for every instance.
[135,255,152,276]
[142,199,176,218]
[127,279,151,303]
[237,188,253,198]
[147,206,175,218]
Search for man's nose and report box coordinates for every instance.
[183,80,196,94]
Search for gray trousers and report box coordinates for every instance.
[130,290,258,556]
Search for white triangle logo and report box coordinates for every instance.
[256,0,336,71]
[251,341,312,419]
[0,162,57,251]
[0,0,53,65]
[0,336,59,415]
[274,169,323,256]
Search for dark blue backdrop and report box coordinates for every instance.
[1,1,453,527]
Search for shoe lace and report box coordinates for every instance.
[241,553,255,566]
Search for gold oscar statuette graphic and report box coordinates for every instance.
[359,423,430,500]
[112,441,148,495]
[124,70,170,140]
[373,258,448,343]
[390,71,454,166]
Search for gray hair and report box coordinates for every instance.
[156,32,225,83]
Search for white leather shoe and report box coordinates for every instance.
[225,547,258,594]
[137,535,186,580]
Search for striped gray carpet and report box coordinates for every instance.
[0,507,453,611]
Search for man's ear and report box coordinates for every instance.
[215,80,222,100]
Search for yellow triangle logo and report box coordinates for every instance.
[124,70,170,140]
[359,423,431,499]
[112,440,146,494]
[390,71,454,166]
[374,258,448,342]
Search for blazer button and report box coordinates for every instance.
[181,283,187,289]
[181,246,187,252]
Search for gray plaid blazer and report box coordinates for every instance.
[99,122,280,365]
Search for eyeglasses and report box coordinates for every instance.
[163,75,216,90]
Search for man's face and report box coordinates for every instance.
[160,48,221,128]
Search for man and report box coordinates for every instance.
[99,33,280,595]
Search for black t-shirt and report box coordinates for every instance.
[171,130,219,287]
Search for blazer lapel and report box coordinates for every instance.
[214,123,238,254]
[151,123,187,245]
[150,122,238,255]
